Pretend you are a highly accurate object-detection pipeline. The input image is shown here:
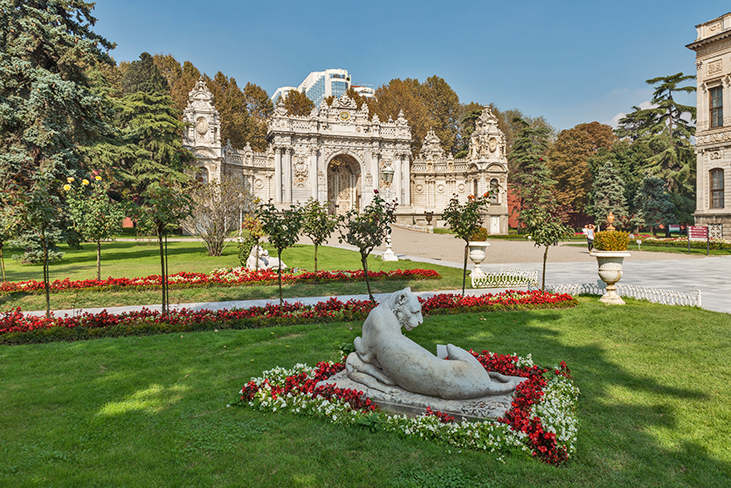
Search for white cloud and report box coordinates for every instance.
[607,100,655,128]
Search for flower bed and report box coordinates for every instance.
[0,268,440,295]
[238,351,580,465]
[0,290,576,344]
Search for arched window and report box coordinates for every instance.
[472,178,479,196]
[489,179,499,204]
[196,166,209,184]
[710,168,724,209]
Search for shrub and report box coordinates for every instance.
[594,231,629,251]
[469,227,489,241]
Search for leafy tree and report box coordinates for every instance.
[635,177,675,236]
[141,181,192,313]
[239,215,264,269]
[301,199,339,274]
[344,87,367,109]
[441,193,491,295]
[257,202,303,305]
[0,0,114,315]
[65,175,124,280]
[243,82,274,151]
[339,191,397,302]
[588,161,628,228]
[122,52,168,95]
[206,72,250,148]
[283,90,315,116]
[419,75,460,153]
[455,102,483,157]
[521,207,572,291]
[183,179,249,256]
[549,122,616,214]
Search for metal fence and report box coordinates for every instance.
[472,270,539,289]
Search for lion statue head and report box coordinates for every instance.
[386,287,423,332]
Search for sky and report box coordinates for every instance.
[92,0,729,131]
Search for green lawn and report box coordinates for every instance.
[0,298,728,487]
[1,242,464,311]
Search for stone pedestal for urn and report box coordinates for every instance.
[468,241,490,282]
[591,251,631,304]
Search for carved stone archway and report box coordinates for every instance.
[327,154,361,215]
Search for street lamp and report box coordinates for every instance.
[380,164,398,262]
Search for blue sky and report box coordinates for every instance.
[93,0,728,131]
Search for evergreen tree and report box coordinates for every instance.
[588,161,628,227]
[0,0,114,316]
[122,52,168,95]
[616,73,696,201]
[635,177,675,235]
[509,118,555,219]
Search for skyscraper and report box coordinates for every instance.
[272,68,354,107]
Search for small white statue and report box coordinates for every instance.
[345,288,520,400]
[246,245,287,271]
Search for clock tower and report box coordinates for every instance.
[183,77,223,182]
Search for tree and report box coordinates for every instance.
[455,102,483,157]
[339,191,397,302]
[183,179,249,256]
[588,161,628,228]
[243,82,273,151]
[616,73,696,203]
[509,119,555,220]
[521,207,572,291]
[122,52,168,95]
[442,193,491,295]
[549,122,616,214]
[283,90,315,116]
[635,177,675,236]
[206,72,250,148]
[419,75,460,154]
[0,0,114,315]
[0,205,23,282]
[301,199,339,274]
[65,175,124,280]
[257,202,303,305]
[142,181,192,313]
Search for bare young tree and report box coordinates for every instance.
[183,178,249,256]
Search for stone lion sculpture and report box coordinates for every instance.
[345,287,519,400]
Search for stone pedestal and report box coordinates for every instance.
[316,370,525,421]
[591,251,630,305]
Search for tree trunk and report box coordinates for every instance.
[0,243,5,282]
[96,240,102,281]
[277,248,283,306]
[362,254,374,302]
[541,246,549,291]
[157,228,166,314]
[254,240,259,271]
[164,233,170,311]
[42,230,50,318]
[314,243,319,276]
[461,243,468,296]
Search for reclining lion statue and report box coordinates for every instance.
[345,288,520,400]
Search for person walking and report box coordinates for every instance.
[583,224,595,252]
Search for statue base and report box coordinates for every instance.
[316,370,526,421]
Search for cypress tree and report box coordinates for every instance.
[588,161,628,227]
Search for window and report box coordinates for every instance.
[489,179,499,204]
[710,168,724,209]
[472,178,478,196]
[710,86,723,128]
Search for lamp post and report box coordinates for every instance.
[380,165,398,262]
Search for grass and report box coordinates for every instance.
[0,242,464,311]
[565,243,731,256]
[0,298,728,487]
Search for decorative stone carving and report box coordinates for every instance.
[420,129,445,160]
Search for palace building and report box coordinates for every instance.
[687,12,731,239]
[183,78,509,233]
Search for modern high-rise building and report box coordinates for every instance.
[352,85,376,99]
[272,68,365,107]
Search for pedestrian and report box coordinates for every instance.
[583,224,595,252]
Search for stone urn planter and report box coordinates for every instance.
[468,241,490,281]
[590,251,631,304]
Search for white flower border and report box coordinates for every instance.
[238,353,580,463]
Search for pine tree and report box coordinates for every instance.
[509,119,555,220]
[588,161,628,227]
[0,0,114,316]
[122,52,168,95]
[635,177,675,236]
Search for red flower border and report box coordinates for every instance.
[0,268,440,295]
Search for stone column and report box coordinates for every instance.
[401,155,411,205]
[284,148,292,202]
[310,150,318,200]
[274,148,282,203]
